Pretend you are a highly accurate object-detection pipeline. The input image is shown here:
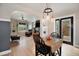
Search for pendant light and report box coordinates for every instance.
[43,3,53,21]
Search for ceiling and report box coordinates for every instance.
[0,3,79,20]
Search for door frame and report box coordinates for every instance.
[55,16,74,45]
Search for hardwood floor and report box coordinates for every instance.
[62,44,79,56]
[10,36,35,56]
[9,36,79,56]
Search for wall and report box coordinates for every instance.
[48,18,55,34]
[0,18,11,55]
[40,17,55,38]
[74,12,79,47]
[11,19,18,36]
[40,19,48,38]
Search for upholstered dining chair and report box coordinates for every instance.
[33,33,54,56]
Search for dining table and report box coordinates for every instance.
[43,37,63,56]
[32,32,63,56]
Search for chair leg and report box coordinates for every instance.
[59,47,61,56]
[35,46,38,56]
[36,51,38,56]
[57,47,61,56]
[49,51,55,56]
[44,54,47,56]
[57,49,60,55]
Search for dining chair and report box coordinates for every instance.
[33,33,54,56]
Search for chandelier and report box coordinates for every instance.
[43,4,53,20]
[43,7,53,15]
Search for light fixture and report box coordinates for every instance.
[43,3,53,20]
[21,15,24,20]
[43,7,53,15]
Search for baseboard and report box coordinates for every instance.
[0,49,11,56]
[74,44,79,48]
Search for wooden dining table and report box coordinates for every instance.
[32,32,63,56]
[43,37,63,56]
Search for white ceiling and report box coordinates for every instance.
[0,3,79,20]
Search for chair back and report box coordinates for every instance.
[33,34,40,44]
[33,33,45,45]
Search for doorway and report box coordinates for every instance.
[55,16,73,45]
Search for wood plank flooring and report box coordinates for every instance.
[10,36,35,56]
[9,36,79,56]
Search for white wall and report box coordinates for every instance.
[40,19,48,38]
[74,12,79,47]
[0,18,10,22]
[40,17,55,39]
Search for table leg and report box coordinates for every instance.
[59,46,62,56]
